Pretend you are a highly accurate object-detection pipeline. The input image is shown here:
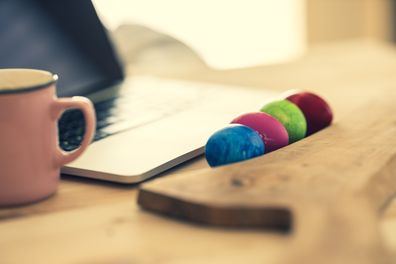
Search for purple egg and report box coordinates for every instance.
[231,112,289,152]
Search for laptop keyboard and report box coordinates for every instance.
[58,78,203,151]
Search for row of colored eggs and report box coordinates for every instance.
[205,91,333,167]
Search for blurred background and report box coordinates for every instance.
[93,0,394,73]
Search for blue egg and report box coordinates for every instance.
[205,124,265,167]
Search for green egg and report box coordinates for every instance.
[260,100,307,143]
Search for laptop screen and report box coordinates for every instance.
[0,0,124,97]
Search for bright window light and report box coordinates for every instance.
[93,0,306,69]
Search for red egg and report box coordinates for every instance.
[231,112,289,152]
[286,91,333,135]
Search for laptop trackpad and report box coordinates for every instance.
[62,83,276,183]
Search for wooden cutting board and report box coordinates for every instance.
[138,90,396,263]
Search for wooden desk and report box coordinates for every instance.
[1,40,396,263]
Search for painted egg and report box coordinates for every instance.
[231,112,288,152]
[205,124,265,167]
[286,91,333,135]
[260,100,307,143]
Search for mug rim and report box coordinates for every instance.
[0,68,58,95]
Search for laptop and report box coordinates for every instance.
[0,0,275,183]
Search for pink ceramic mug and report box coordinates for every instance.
[0,69,96,206]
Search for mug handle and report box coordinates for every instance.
[52,96,96,166]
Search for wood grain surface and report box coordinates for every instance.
[138,88,396,262]
[2,40,396,263]
[138,94,396,226]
